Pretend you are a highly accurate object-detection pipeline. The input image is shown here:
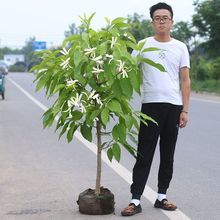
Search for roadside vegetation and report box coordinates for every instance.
[0,0,219,94]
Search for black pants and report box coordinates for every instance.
[130,103,182,199]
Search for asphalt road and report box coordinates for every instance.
[0,72,220,220]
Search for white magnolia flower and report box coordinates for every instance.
[84,47,96,53]
[117,60,128,78]
[93,117,99,122]
[66,79,78,87]
[121,69,128,78]
[60,57,71,70]
[92,67,104,74]
[111,37,117,48]
[87,90,96,99]
[92,55,102,62]
[117,60,125,72]
[67,93,86,113]
[68,93,82,107]
[105,54,113,64]
[123,33,132,40]
[84,47,96,58]
[96,97,103,106]
[92,56,104,66]
[79,104,86,113]
[83,90,103,106]
[60,47,70,56]
[96,60,104,66]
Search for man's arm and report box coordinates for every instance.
[179,67,191,128]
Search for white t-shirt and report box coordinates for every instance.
[133,37,190,105]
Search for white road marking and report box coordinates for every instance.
[8,77,192,220]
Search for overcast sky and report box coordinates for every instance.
[0,0,195,49]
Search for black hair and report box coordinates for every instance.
[150,2,173,19]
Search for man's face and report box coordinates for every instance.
[151,9,173,35]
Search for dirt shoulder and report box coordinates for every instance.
[191,91,220,102]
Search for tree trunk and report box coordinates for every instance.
[76,118,115,215]
[95,119,102,195]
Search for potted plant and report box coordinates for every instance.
[33,13,164,215]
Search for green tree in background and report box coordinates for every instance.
[64,23,83,38]
[172,21,193,49]
[211,57,220,80]
[0,47,21,59]
[192,0,220,58]
[21,37,36,65]
[127,13,153,42]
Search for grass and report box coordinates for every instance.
[191,79,220,95]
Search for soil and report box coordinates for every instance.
[77,187,115,215]
[191,91,220,102]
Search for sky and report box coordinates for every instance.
[0,0,196,49]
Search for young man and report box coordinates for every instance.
[121,2,190,216]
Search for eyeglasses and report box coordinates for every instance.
[153,16,172,23]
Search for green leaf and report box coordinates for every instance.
[97,42,108,55]
[101,108,109,126]
[67,123,77,143]
[107,148,113,162]
[120,97,132,114]
[120,78,133,99]
[52,102,62,116]
[104,17,111,25]
[132,116,139,130]
[122,142,137,158]
[58,122,69,140]
[128,69,141,94]
[122,115,133,130]
[53,84,65,94]
[107,99,122,113]
[117,122,126,143]
[36,75,48,91]
[48,74,60,96]
[128,132,138,145]
[42,108,54,128]
[112,124,119,141]
[141,58,166,72]
[89,109,101,123]
[33,67,47,81]
[126,32,136,43]
[63,34,81,45]
[139,112,157,124]
[113,45,123,59]
[74,50,83,67]
[87,109,101,122]
[87,12,96,26]
[113,22,129,28]
[109,27,120,37]
[81,32,90,45]
[137,40,147,51]
[71,110,83,121]
[125,40,138,50]
[80,123,92,142]
[56,110,69,128]
[74,73,87,86]
[136,111,158,126]
[142,47,162,53]
[55,118,64,132]
[112,143,121,162]
[112,79,123,97]
[111,17,127,25]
